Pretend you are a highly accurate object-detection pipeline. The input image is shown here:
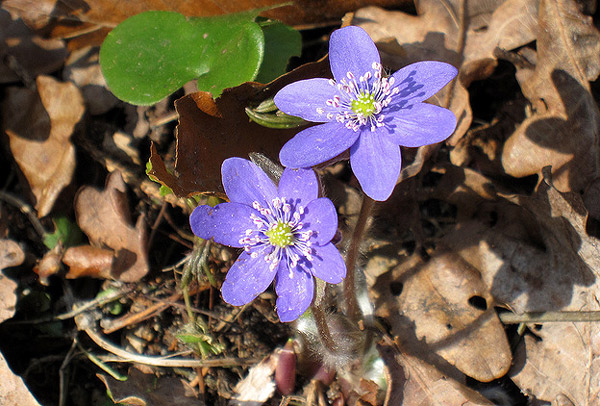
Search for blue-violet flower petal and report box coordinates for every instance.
[274,26,458,201]
[189,158,346,322]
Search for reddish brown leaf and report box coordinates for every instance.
[4,0,410,48]
[149,59,331,197]
[62,245,114,279]
[3,75,84,217]
[73,171,148,282]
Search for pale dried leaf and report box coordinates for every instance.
[378,339,494,406]
[0,263,39,405]
[511,322,600,405]
[0,353,41,406]
[371,252,511,382]
[0,239,25,272]
[502,0,600,192]
[4,75,84,217]
[436,173,600,404]
[73,171,148,282]
[231,354,277,405]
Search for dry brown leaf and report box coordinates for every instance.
[353,0,538,144]
[3,75,84,217]
[62,245,114,279]
[378,339,494,406]
[72,171,148,282]
[371,252,511,382]
[510,322,600,405]
[0,251,39,406]
[149,58,331,197]
[231,354,277,405]
[0,353,41,406]
[97,367,201,406]
[3,0,409,48]
[441,174,597,314]
[0,9,67,83]
[33,245,62,283]
[0,239,25,272]
[434,170,600,403]
[501,0,600,192]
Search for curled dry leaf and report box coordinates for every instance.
[353,0,538,144]
[71,171,148,282]
[371,252,511,382]
[378,339,494,406]
[97,367,201,406]
[149,59,331,197]
[0,9,67,83]
[3,75,84,217]
[62,245,114,279]
[502,0,600,192]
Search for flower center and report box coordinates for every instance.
[266,221,293,248]
[351,92,376,117]
[319,62,400,132]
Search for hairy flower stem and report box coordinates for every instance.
[344,195,375,323]
[311,302,338,354]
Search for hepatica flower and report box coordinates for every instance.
[190,158,346,322]
[274,26,458,201]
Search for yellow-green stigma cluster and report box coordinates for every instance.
[351,92,376,117]
[266,221,294,248]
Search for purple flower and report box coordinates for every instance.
[274,26,458,201]
[189,158,346,322]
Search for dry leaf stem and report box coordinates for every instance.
[499,310,600,323]
[344,195,375,323]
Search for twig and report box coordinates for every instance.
[7,287,131,325]
[76,312,258,368]
[0,190,46,237]
[499,311,600,324]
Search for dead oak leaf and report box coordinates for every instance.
[510,320,600,405]
[378,339,494,406]
[502,0,600,192]
[371,252,511,383]
[4,75,84,217]
[72,171,148,282]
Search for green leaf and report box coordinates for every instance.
[100,10,265,105]
[255,21,302,83]
[43,216,84,249]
